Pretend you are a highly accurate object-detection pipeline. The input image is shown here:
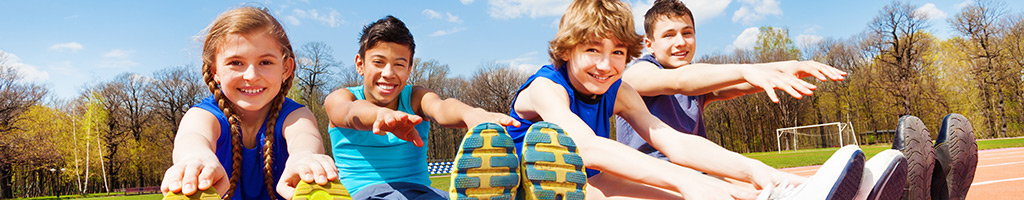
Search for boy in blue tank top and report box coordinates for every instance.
[322,16,521,200]
[505,0,837,199]
[616,0,848,161]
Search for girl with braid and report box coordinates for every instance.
[160,6,344,200]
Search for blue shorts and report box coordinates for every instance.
[352,182,447,200]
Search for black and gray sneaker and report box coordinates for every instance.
[892,115,935,200]
[931,113,978,200]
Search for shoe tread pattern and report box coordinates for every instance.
[522,122,586,200]
[162,188,220,200]
[868,155,907,200]
[292,180,352,200]
[938,114,978,199]
[828,150,864,200]
[892,115,934,200]
[451,123,520,200]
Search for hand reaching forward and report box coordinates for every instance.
[373,108,425,147]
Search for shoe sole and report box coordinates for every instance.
[892,115,934,200]
[521,122,586,200]
[450,123,520,200]
[827,146,864,200]
[932,113,978,199]
[292,180,352,200]
[162,188,219,200]
[864,149,908,200]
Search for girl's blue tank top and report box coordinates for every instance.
[193,96,304,200]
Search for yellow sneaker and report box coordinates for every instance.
[292,180,352,200]
[521,122,586,200]
[449,122,520,200]
[162,187,219,200]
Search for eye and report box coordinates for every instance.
[662,33,675,38]
[682,30,694,36]
[613,50,626,55]
[227,61,243,66]
[260,60,274,65]
[585,48,599,53]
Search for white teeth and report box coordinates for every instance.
[240,88,263,94]
[378,83,395,90]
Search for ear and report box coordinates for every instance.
[644,36,654,52]
[354,54,365,76]
[283,57,295,79]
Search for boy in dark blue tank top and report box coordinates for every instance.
[616,0,849,162]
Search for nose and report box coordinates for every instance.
[242,64,260,80]
[381,64,396,78]
[674,35,688,48]
[595,55,613,71]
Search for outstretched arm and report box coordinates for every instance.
[161,108,229,197]
[619,86,806,189]
[623,60,847,103]
[514,79,756,200]
[323,88,424,147]
[276,107,338,199]
[412,86,520,128]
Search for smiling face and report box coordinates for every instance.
[563,38,628,96]
[356,41,412,108]
[212,32,293,113]
[646,16,696,69]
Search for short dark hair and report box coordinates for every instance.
[358,15,415,59]
[644,0,694,38]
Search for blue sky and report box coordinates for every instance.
[2,0,1022,100]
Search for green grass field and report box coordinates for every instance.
[51,137,1022,199]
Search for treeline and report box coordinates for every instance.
[1,0,1023,198]
[703,0,1024,152]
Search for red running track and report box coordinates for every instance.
[778,147,1024,200]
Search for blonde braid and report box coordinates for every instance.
[262,72,292,199]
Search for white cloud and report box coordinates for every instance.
[284,16,301,26]
[461,0,474,4]
[955,0,973,10]
[0,50,50,82]
[732,0,782,25]
[424,9,464,24]
[796,34,823,47]
[291,8,343,27]
[48,42,83,52]
[430,27,467,37]
[731,27,760,50]
[915,3,947,21]
[103,49,133,58]
[99,49,139,69]
[632,0,732,31]
[423,9,443,19]
[487,0,571,20]
[446,12,463,24]
[497,51,544,73]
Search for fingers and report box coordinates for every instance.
[305,160,329,185]
[161,165,185,194]
[409,130,424,147]
[195,165,220,190]
[180,162,202,195]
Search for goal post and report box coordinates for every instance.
[775,122,858,153]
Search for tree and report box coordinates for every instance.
[0,52,48,199]
[292,42,341,150]
[865,1,941,125]
[950,0,1012,137]
[147,66,204,142]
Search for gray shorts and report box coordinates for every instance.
[353,182,448,200]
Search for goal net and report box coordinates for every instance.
[775,122,858,153]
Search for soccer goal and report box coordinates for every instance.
[775,122,858,153]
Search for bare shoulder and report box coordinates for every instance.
[178,107,223,143]
[514,77,569,120]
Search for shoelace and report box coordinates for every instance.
[757,180,798,200]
